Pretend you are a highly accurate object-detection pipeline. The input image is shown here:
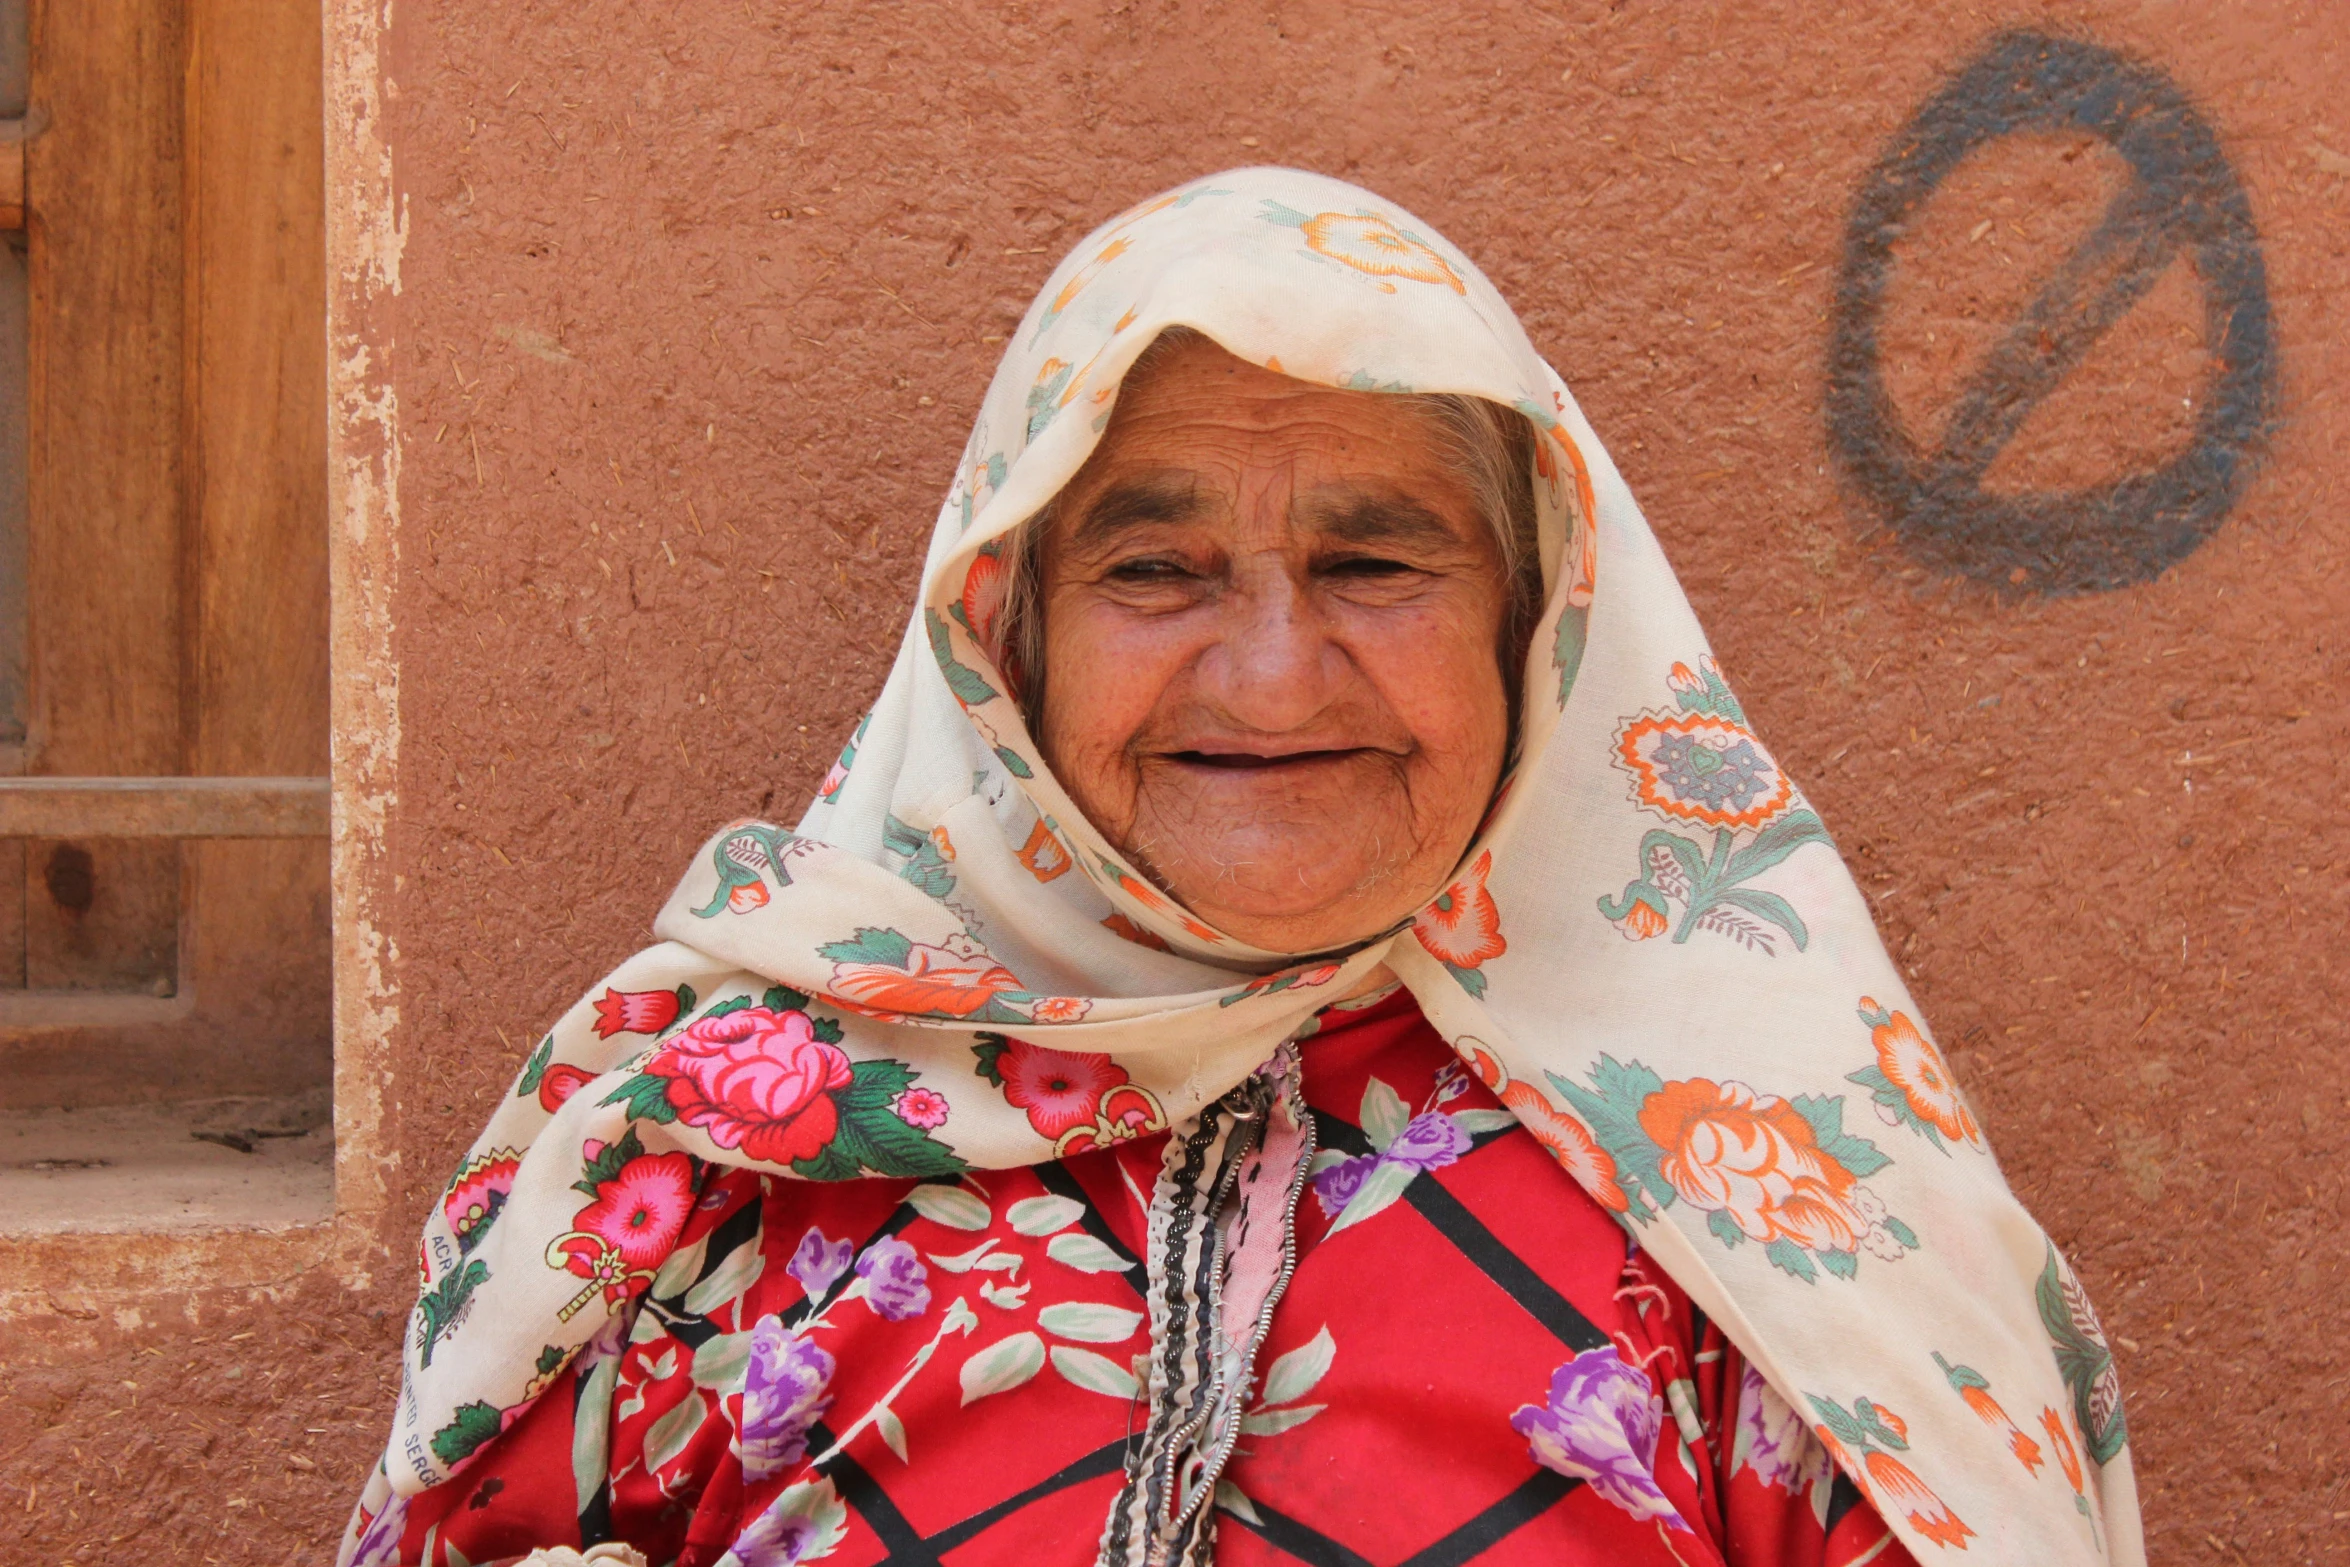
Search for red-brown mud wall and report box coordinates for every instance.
[3,2,2343,1561]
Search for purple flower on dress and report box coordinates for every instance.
[728,1477,846,1567]
[787,1226,854,1300]
[739,1315,835,1482]
[1732,1361,1833,1497]
[853,1233,931,1321]
[1314,1111,1476,1222]
[1387,1111,1472,1169]
[345,1491,410,1567]
[1312,1152,1379,1219]
[1510,1346,1686,1528]
[731,1506,829,1567]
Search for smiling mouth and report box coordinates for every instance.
[1164,748,1366,771]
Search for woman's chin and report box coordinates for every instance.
[1155,852,1425,954]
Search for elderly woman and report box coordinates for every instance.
[343,170,2141,1567]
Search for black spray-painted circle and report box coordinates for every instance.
[1825,31,2276,594]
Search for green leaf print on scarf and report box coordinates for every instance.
[427,1400,503,1469]
[884,814,959,901]
[690,823,798,919]
[925,609,1002,708]
[2038,1245,2128,1465]
[791,1059,969,1182]
[414,1258,490,1369]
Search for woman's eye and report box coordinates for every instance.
[1323,555,1417,579]
[1106,557,1192,582]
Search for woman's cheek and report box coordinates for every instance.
[1356,612,1510,763]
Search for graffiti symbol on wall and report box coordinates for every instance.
[1825,31,2275,595]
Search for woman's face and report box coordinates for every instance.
[1035,336,1514,954]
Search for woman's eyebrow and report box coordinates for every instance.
[1071,474,1210,546]
[1302,490,1468,552]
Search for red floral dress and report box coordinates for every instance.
[387,992,1919,1567]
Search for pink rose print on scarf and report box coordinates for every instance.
[647,1005,856,1166]
[1511,1345,1688,1531]
[593,991,968,1182]
[972,1032,1169,1156]
[549,1133,697,1320]
[892,1086,951,1129]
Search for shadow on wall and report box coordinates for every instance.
[1825,30,2275,596]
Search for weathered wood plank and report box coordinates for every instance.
[182,0,332,1056]
[24,0,186,991]
[0,776,328,837]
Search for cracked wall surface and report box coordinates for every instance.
[1,2,2342,1561]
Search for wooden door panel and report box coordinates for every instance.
[24,0,185,993]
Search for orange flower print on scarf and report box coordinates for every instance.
[1100,911,1170,951]
[1807,1394,1976,1551]
[2042,1406,2091,1513]
[1866,1453,1977,1549]
[1415,849,1505,998]
[821,927,1021,1020]
[1639,1080,1874,1254]
[1932,1353,2044,1476]
[1092,852,1224,946]
[1514,394,1599,710]
[816,926,1093,1029]
[1618,705,1793,830]
[1218,961,1342,1010]
[1498,1081,1629,1213]
[971,1032,1169,1156]
[1016,818,1073,882]
[1551,1058,1918,1283]
[1029,236,1132,343]
[1598,658,1832,956]
[951,542,1009,664]
[1852,998,1983,1152]
[1256,198,1466,293]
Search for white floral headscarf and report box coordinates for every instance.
[344,167,2142,1566]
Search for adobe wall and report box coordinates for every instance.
[2,2,2342,1561]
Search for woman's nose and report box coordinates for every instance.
[1195,560,1341,732]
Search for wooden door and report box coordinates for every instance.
[0,0,329,1110]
